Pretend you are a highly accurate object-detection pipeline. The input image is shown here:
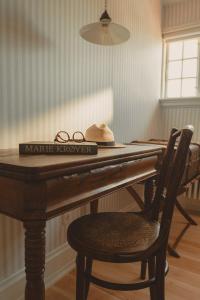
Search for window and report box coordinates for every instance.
[164,38,200,98]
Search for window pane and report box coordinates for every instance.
[168,61,182,79]
[182,59,197,78]
[168,41,183,60]
[183,39,198,58]
[167,80,181,98]
[181,78,197,97]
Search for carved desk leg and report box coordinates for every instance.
[24,220,46,300]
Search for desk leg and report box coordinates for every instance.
[24,220,46,300]
[90,199,99,214]
[144,179,154,208]
[141,179,154,280]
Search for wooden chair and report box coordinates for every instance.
[127,138,198,258]
[67,126,194,300]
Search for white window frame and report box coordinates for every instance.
[162,36,200,99]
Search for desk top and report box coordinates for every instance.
[0,144,163,181]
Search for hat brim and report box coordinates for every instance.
[98,143,126,148]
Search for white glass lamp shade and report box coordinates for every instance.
[80,22,130,46]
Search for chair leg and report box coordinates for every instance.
[85,258,93,300]
[155,252,166,300]
[168,244,180,258]
[140,260,147,279]
[76,254,86,300]
[148,257,157,300]
[175,199,197,225]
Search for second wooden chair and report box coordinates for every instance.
[67,125,194,300]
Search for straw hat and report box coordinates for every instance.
[85,124,125,148]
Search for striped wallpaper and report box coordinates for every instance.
[0,0,162,298]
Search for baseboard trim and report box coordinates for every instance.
[0,244,75,300]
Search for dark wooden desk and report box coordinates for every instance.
[0,145,163,300]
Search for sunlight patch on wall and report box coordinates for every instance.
[0,88,114,148]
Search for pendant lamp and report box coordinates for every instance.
[80,0,130,46]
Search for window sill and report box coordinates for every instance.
[159,97,200,108]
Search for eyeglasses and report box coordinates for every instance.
[54,131,85,143]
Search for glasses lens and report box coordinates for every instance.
[55,131,70,143]
[73,131,85,143]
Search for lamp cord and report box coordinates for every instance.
[105,0,108,10]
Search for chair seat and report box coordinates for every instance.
[67,212,160,259]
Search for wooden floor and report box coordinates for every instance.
[46,211,200,300]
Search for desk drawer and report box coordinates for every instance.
[46,155,159,219]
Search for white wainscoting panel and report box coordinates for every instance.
[161,105,200,142]
[0,0,162,298]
